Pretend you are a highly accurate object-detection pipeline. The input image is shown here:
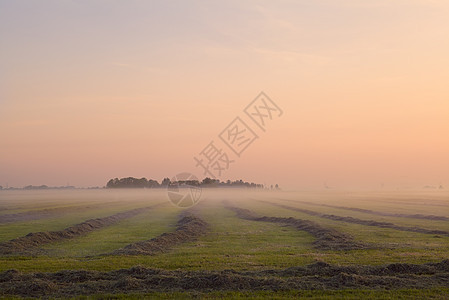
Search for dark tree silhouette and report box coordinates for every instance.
[106,177,265,189]
[106,177,160,188]
[161,178,171,187]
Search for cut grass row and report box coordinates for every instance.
[240,198,449,244]
[260,200,449,236]
[0,198,166,242]
[1,197,448,272]
[233,198,449,262]
[262,196,449,231]
[0,190,124,215]
[224,201,368,250]
[277,190,449,215]
[0,204,172,255]
[56,288,449,300]
[0,199,316,272]
[3,289,449,299]
[1,259,448,297]
[39,205,180,257]
[0,189,168,215]
[0,203,158,243]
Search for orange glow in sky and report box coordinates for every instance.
[1,1,448,189]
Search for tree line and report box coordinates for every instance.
[106,177,273,189]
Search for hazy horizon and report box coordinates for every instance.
[1,1,448,190]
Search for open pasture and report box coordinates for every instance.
[0,189,448,298]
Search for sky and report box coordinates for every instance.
[1,0,448,189]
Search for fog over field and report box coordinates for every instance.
[1,188,448,297]
[1,0,449,298]
[1,1,449,190]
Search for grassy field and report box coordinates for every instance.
[0,189,448,298]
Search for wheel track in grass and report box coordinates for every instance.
[1,260,448,297]
[0,203,166,255]
[223,201,369,251]
[260,200,449,236]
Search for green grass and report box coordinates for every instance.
[0,202,160,242]
[261,195,449,231]
[0,190,167,242]
[39,205,179,256]
[2,289,449,299]
[0,200,317,272]
[0,189,448,298]
[234,198,449,263]
[1,194,448,272]
[64,288,449,299]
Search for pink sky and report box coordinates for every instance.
[1,1,448,189]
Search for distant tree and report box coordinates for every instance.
[201,177,214,185]
[161,178,171,187]
[23,185,48,190]
[185,180,201,186]
[106,177,160,188]
[148,179,160,188]
[107,178,119,188]
[106,176,265,189]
